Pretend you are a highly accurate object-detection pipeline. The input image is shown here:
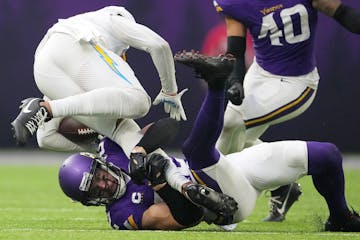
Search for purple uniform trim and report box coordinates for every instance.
[245,87,314,128]
[215,0,318,76]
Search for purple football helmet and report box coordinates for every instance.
[58,152,126,206]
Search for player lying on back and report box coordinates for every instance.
[58,117,238,230]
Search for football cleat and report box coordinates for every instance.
[174,50,234,86]
[325,210,360,232]
[174,50,244,104]
[11,97,50,146]
[184,183,238,217]
[263,183,302,222]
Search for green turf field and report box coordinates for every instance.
[1,165,359,240]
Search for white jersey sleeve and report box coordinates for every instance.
[109,14,178,94]
[165,157,194,192]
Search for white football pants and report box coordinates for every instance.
[34,32,151,148]
[216,60,319,154]
[203,140,308,222]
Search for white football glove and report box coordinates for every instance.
[153,89,188,121]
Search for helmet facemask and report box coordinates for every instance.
[77,153,127,206]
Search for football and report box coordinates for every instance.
[58,117,99,143]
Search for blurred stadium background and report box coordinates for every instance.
[1,1,360,238]
[1,0,360,152]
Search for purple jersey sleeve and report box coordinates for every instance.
[214,0,318,76]
[99,137,130,173]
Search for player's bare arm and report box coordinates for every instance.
[313,0,360,33]
[224,16,246,37]
[312,0,341,16]
[141,202,184,230]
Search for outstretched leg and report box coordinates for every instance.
[177,55,239,226]
[178,54,234,170]
[182,89,225,169]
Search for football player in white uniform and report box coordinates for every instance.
[11,6,187,152]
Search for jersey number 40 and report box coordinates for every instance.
[259,4,310,46]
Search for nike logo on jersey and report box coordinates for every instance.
[22,99,38,113]
[280,78,290,83]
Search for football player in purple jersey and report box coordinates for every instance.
[59,55,360,232]
[175,0,360,222]
[58,117,238,230]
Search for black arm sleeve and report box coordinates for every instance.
[334,4,360,34]
[227,36,246,83]
[156,184,203,227]
[137,118,179,153]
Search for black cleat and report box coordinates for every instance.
[174,50,244,104]
[11,97,50,146]
[184,183,238,217]
[263,183,302,222]
[174,50,234,87]
[325,210,360,232]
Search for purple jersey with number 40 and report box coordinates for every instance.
[214,0,317,76]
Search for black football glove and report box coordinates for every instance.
[146,153,169,186]
[129,152,148,185]
[225,77,244,106]
[129,152,169,186]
